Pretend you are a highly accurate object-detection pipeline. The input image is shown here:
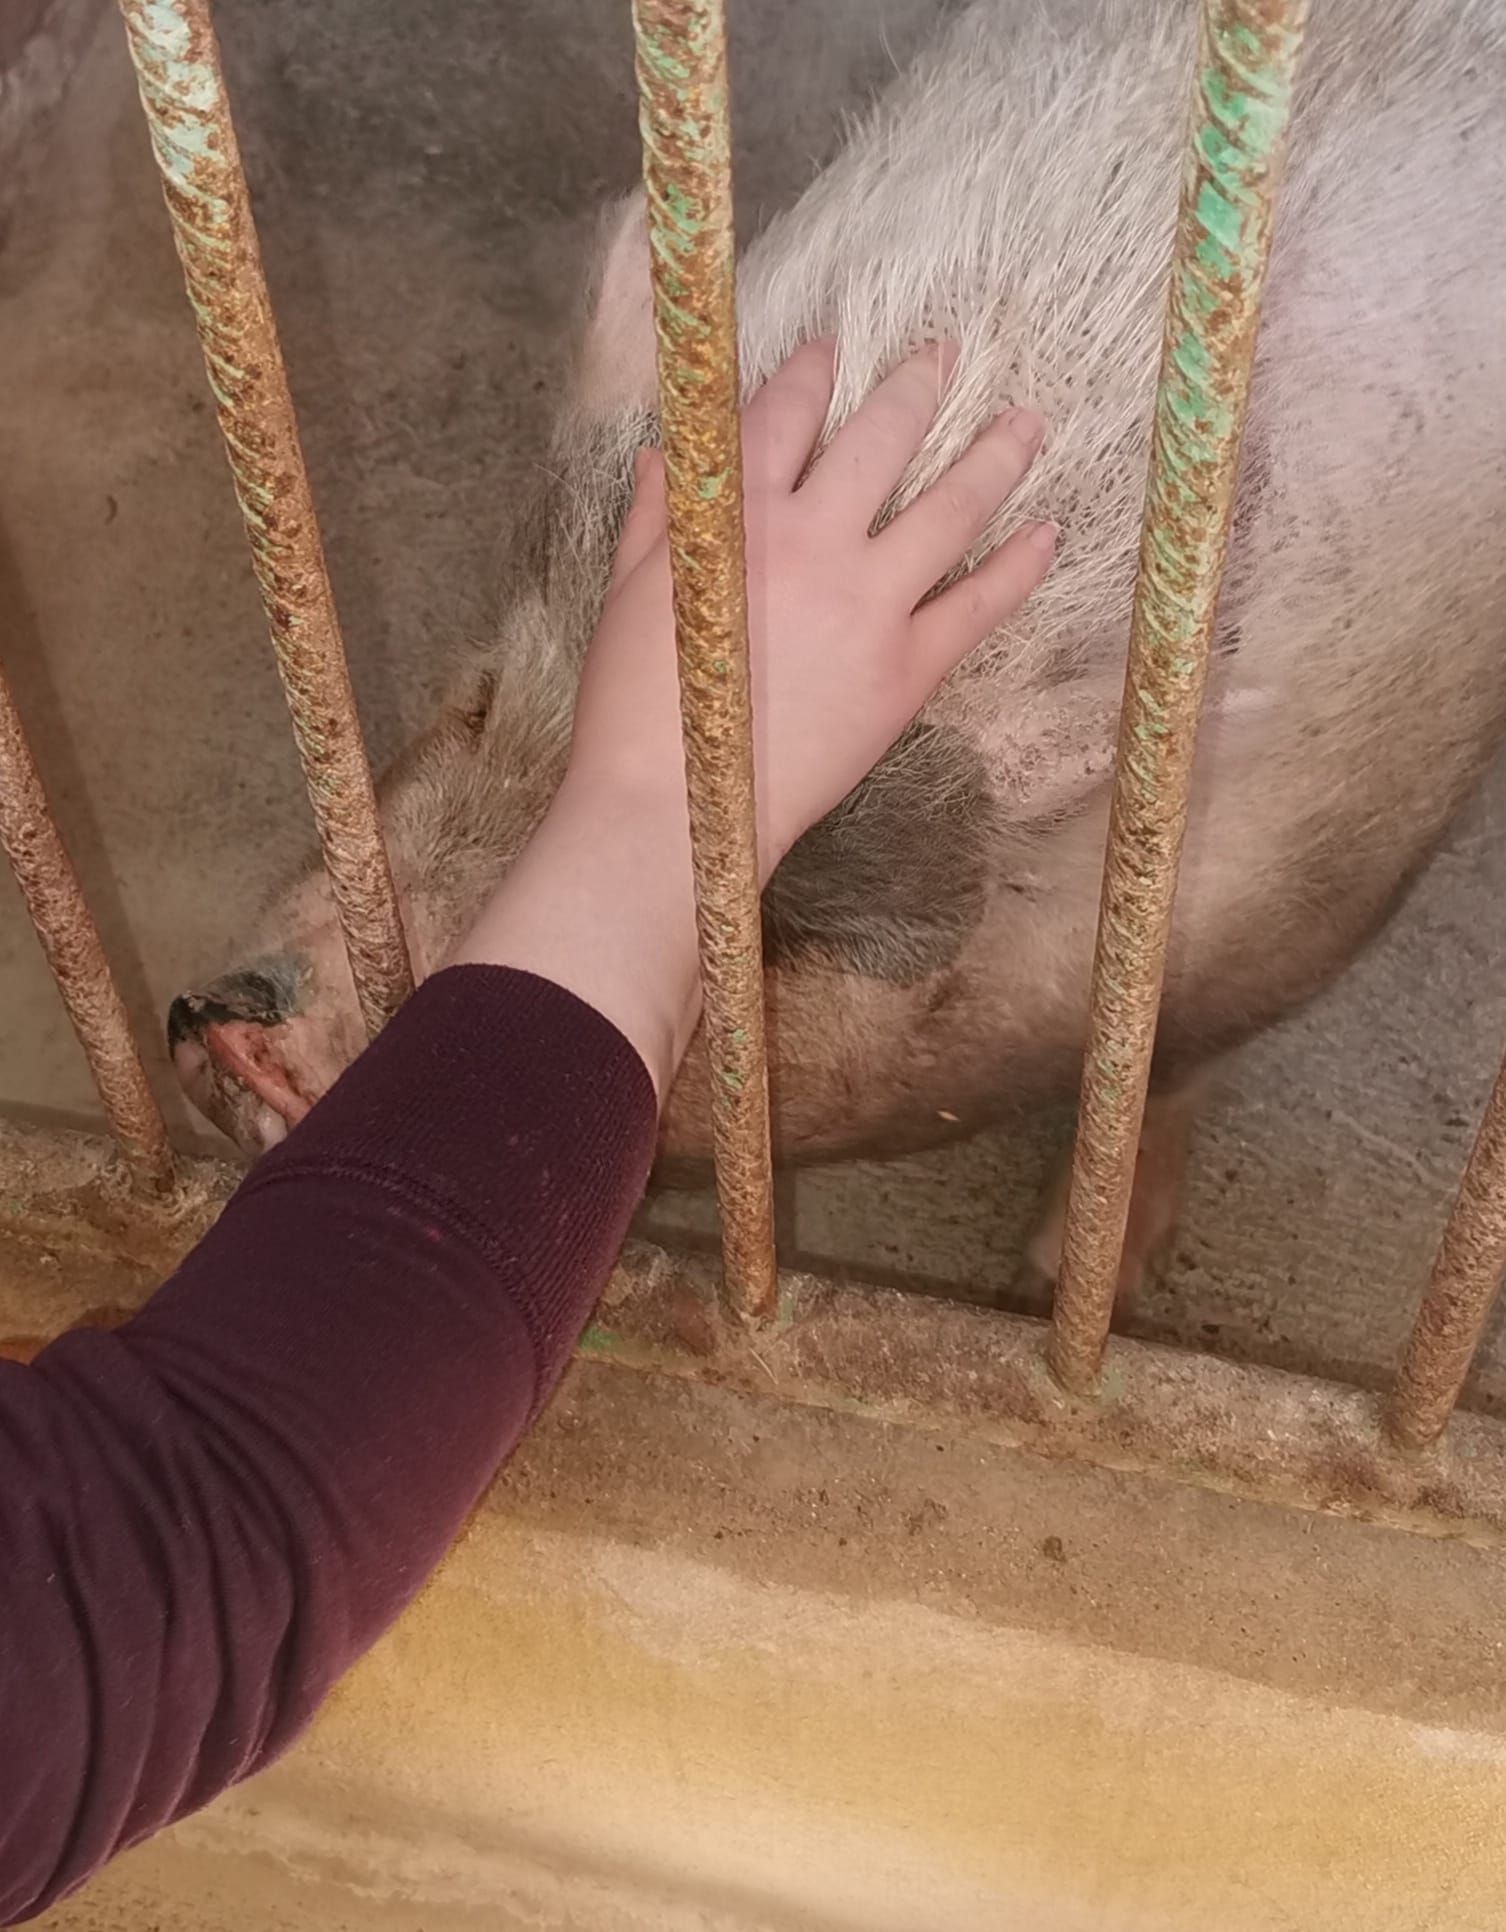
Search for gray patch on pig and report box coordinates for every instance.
[763,719,995,983]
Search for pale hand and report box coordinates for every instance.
[455,341,1054,1096]
[568,339,1052,880]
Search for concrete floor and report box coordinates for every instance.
[4,0,1506,1407]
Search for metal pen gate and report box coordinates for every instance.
[4,0,1505,1520]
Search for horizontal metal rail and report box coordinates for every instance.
[116,0,414,1041]
[0,663,174,1193]
[1390,1058,1506,1449]
[1049,0,1309,1392]
[632,0,777,1322]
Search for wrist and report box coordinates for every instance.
[554,758,695,846]
[559,757,791,891]
[451,774,702,1099]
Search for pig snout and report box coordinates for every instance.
[168,961,313,1157]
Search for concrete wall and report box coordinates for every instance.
[0,0,104,238]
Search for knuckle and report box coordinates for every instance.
[932,474,988,532]
[881,359,942,423]
[956,575,990,625]
[987,416,1040,480]
[793,338,837,377]
[897,356,945,411]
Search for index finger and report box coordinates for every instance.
[800,341,960,526]
[739,339,838,494]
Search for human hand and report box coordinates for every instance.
[456,342,1052,1095]
[567,339,1053,879]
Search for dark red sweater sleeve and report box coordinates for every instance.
[0,965,656,1925]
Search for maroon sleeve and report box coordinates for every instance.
[0,965,656,1925]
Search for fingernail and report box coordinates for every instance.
[1009,407,1047,451]
[1026,520,1059,552]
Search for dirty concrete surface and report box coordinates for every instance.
[35,1360,1506,1931]
[3,0,1506,1411]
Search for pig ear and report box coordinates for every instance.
[573,189,659,417]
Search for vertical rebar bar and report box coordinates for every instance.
[116,0,413,1040]
[1048,0,1308,1393]
[631,0,777,1322]
[1389,1061,1506,1449]
[0,662,175,1192]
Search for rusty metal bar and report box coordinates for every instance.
[631,0,777,1322]
[1389,1060,1506,1448]
[116,0,414,1040]
[0,664,175,1192]
[1048,0,1308,1393]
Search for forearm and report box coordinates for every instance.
[453,775,705,1099]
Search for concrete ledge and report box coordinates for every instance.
[4,1114,1505,1547]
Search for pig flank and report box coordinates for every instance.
[172,0,1506,1191]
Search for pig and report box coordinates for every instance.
[170,0,1506,1289]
